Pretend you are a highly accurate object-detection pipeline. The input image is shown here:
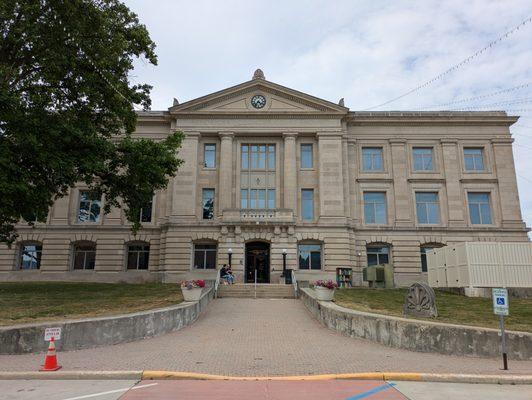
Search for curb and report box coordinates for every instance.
[141,371,532,384]
[0,371,529,384]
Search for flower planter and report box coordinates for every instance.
[314,286,335,301]
[182,287,203,302]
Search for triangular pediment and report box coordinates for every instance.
[169,78,348,115]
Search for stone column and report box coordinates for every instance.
[492,138,525,229]
[317,132,345,222]
[283,132,298,213]
[441,138,465,227]
[219,132,234,213]
[347,138,358,224]
[389,138,412,227]
[171,131,200,222]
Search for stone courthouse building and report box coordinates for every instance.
[0,70,529,285]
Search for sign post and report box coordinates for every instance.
[492,288,509,370]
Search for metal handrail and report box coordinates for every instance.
[214,268,221,299]
[291,269,298,298]
[254,269,257,299]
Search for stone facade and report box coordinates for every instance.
[1,72,529,285]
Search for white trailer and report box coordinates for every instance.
[427,242,532,288]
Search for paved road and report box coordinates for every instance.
[1,380,531,400]
[1,299,531,375]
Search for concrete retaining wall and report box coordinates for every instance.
[300,288,532,361]
[0,288,213,354]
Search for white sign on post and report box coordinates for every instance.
[44,327,62,341]
[492,288,509,316]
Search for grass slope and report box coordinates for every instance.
[0,282,183,326]
[334,288,532,332]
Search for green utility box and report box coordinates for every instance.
[363,264,394,288]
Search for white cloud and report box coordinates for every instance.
[124,0,532,234]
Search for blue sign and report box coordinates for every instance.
[492,288,509,316]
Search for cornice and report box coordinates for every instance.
[346,112,519,126]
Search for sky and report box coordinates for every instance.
[124,0,532,234]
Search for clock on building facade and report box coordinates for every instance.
[251,94,266,109]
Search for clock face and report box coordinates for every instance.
[251,94,266,109]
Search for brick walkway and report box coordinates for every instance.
[1,299,531,375]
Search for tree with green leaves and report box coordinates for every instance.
[0,0,183,244]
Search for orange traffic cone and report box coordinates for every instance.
[40,337,62,371]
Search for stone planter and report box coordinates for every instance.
[182,287,203,302]
[314,286,335,301]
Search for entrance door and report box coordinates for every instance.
[245,242,270,283]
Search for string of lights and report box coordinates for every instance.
[413,82,532,110]
[59,22,143,111]
[449,98,532,111]
[363,15,532,111]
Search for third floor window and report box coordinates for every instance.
[362,147,383,171]
[300,144,313,168]
[204,144,216,168]
[412,147,434,171]
[464,148,484,171]
[241,144,275,170]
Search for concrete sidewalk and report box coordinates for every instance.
[0,299,531,375]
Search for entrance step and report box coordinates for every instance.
[217,284,295,299]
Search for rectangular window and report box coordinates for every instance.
[193,244,217,269]
[464,148,485,171]
[202,189,215,219]
[267,189,275,209]
[420,247,433,273]
[242,189,275,209]
[298,244,322,270]
[468,192,492,224]
[363,192,387,224]
[73,243,96,270]
[413,147,434,171]
[362,147,383,171]
[367,246,389,266]
[301,189,314,220]
[127,244,150,270]
[415,192,440,224]
[241,189,248,209]
[78,191,101,223]
[140,199,153,223]
[20,244,42,270]
[244,144,275,171]
[301,144,313,168]
[204,144,216,168]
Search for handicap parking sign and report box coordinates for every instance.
[492,288,509,316]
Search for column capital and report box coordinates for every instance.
[440,138,458,145]
[184,131,201,139]
[491,137,514,145]
[388,138,407,145]
[218,131,234,139]
[282,132,298,139]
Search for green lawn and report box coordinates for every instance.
[334,288,532,332]
[0,282,184,326]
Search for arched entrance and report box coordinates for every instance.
[245,241,270,283]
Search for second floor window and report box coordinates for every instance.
[464,148,484,171]
[78,191,101,223]
[204,144,216,168]
[468,192,492,224]
[415,192,440,224]
[301,189,314,220]
[202,189,215,219]
[140,200,153,223]
[413,147,434,171]
[240,189,275,209]
[301,144,313,168]
[364,192,386,224]
[362,147,383,171]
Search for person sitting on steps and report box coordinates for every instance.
[220,264,234,285]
